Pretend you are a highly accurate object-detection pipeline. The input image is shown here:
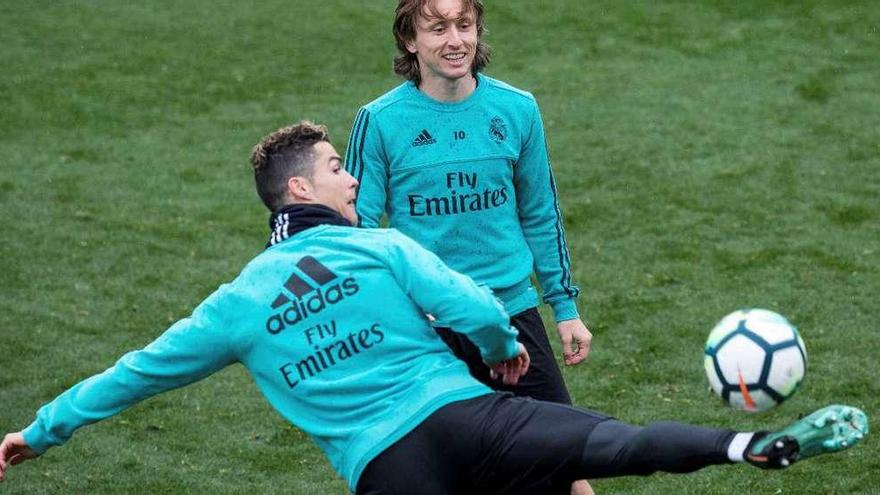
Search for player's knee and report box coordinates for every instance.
[619,422,683,475]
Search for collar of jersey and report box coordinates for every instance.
[406,72,487,112]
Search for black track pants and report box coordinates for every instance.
[356,394,735,495]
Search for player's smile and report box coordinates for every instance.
[441,51,469,68]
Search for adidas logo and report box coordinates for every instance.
[411,129,436,147]
[265,255,359,335]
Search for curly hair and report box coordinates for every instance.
[392,0,491,85]
[250,121,331,212]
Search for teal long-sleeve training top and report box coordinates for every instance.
[345,73,580,321]
[22,226,519,491]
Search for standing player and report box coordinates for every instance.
[345,3,592,491]
[347,0,589,398]
[0,121,869,494]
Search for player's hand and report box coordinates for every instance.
[0,432,38,482]
[557,318,592,366]
[489,343,530,385]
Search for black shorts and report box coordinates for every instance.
[434,307,572,404]
[356,393,609,495]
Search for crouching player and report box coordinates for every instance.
[0,122,868,494]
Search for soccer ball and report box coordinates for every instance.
[704,309,807,412]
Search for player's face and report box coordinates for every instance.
[406,0,478,85]
[308,141,359,225]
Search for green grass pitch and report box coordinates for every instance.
[1,1,878,493]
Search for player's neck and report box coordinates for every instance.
[418,73,477,103]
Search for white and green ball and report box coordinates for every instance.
[704,309,807,412]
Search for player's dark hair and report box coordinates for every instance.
[392,0,490,85]
[250,121,331,212]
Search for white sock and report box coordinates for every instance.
[727,432,755,462]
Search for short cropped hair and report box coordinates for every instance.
[392,0,491,85]
[250,121,330,212]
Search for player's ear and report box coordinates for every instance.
[288,176,313,201]
[405,38,418,54]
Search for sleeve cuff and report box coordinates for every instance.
[21,420,57,456]
[550,298,580,322]
[478,325,521,364]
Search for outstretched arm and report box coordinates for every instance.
[15,287,238,457]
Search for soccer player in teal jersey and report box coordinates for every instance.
[345,2,594,492]
[0,121,868,493]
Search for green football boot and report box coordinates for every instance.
[746,404,869,469]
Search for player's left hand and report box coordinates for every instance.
[0,432,38,482]
[557,318,592,366]
[489,343,530,385]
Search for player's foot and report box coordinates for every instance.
[746,404,868,469]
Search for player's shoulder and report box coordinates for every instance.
[479,73,538,106]
[360,81,413,116]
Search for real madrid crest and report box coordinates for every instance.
[489,116,507,142]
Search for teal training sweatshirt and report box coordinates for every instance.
[22,226,519,491]
[345,73,580,321]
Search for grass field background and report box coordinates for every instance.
[2,1,878,493]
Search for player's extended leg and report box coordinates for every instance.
[357,396,869,494]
